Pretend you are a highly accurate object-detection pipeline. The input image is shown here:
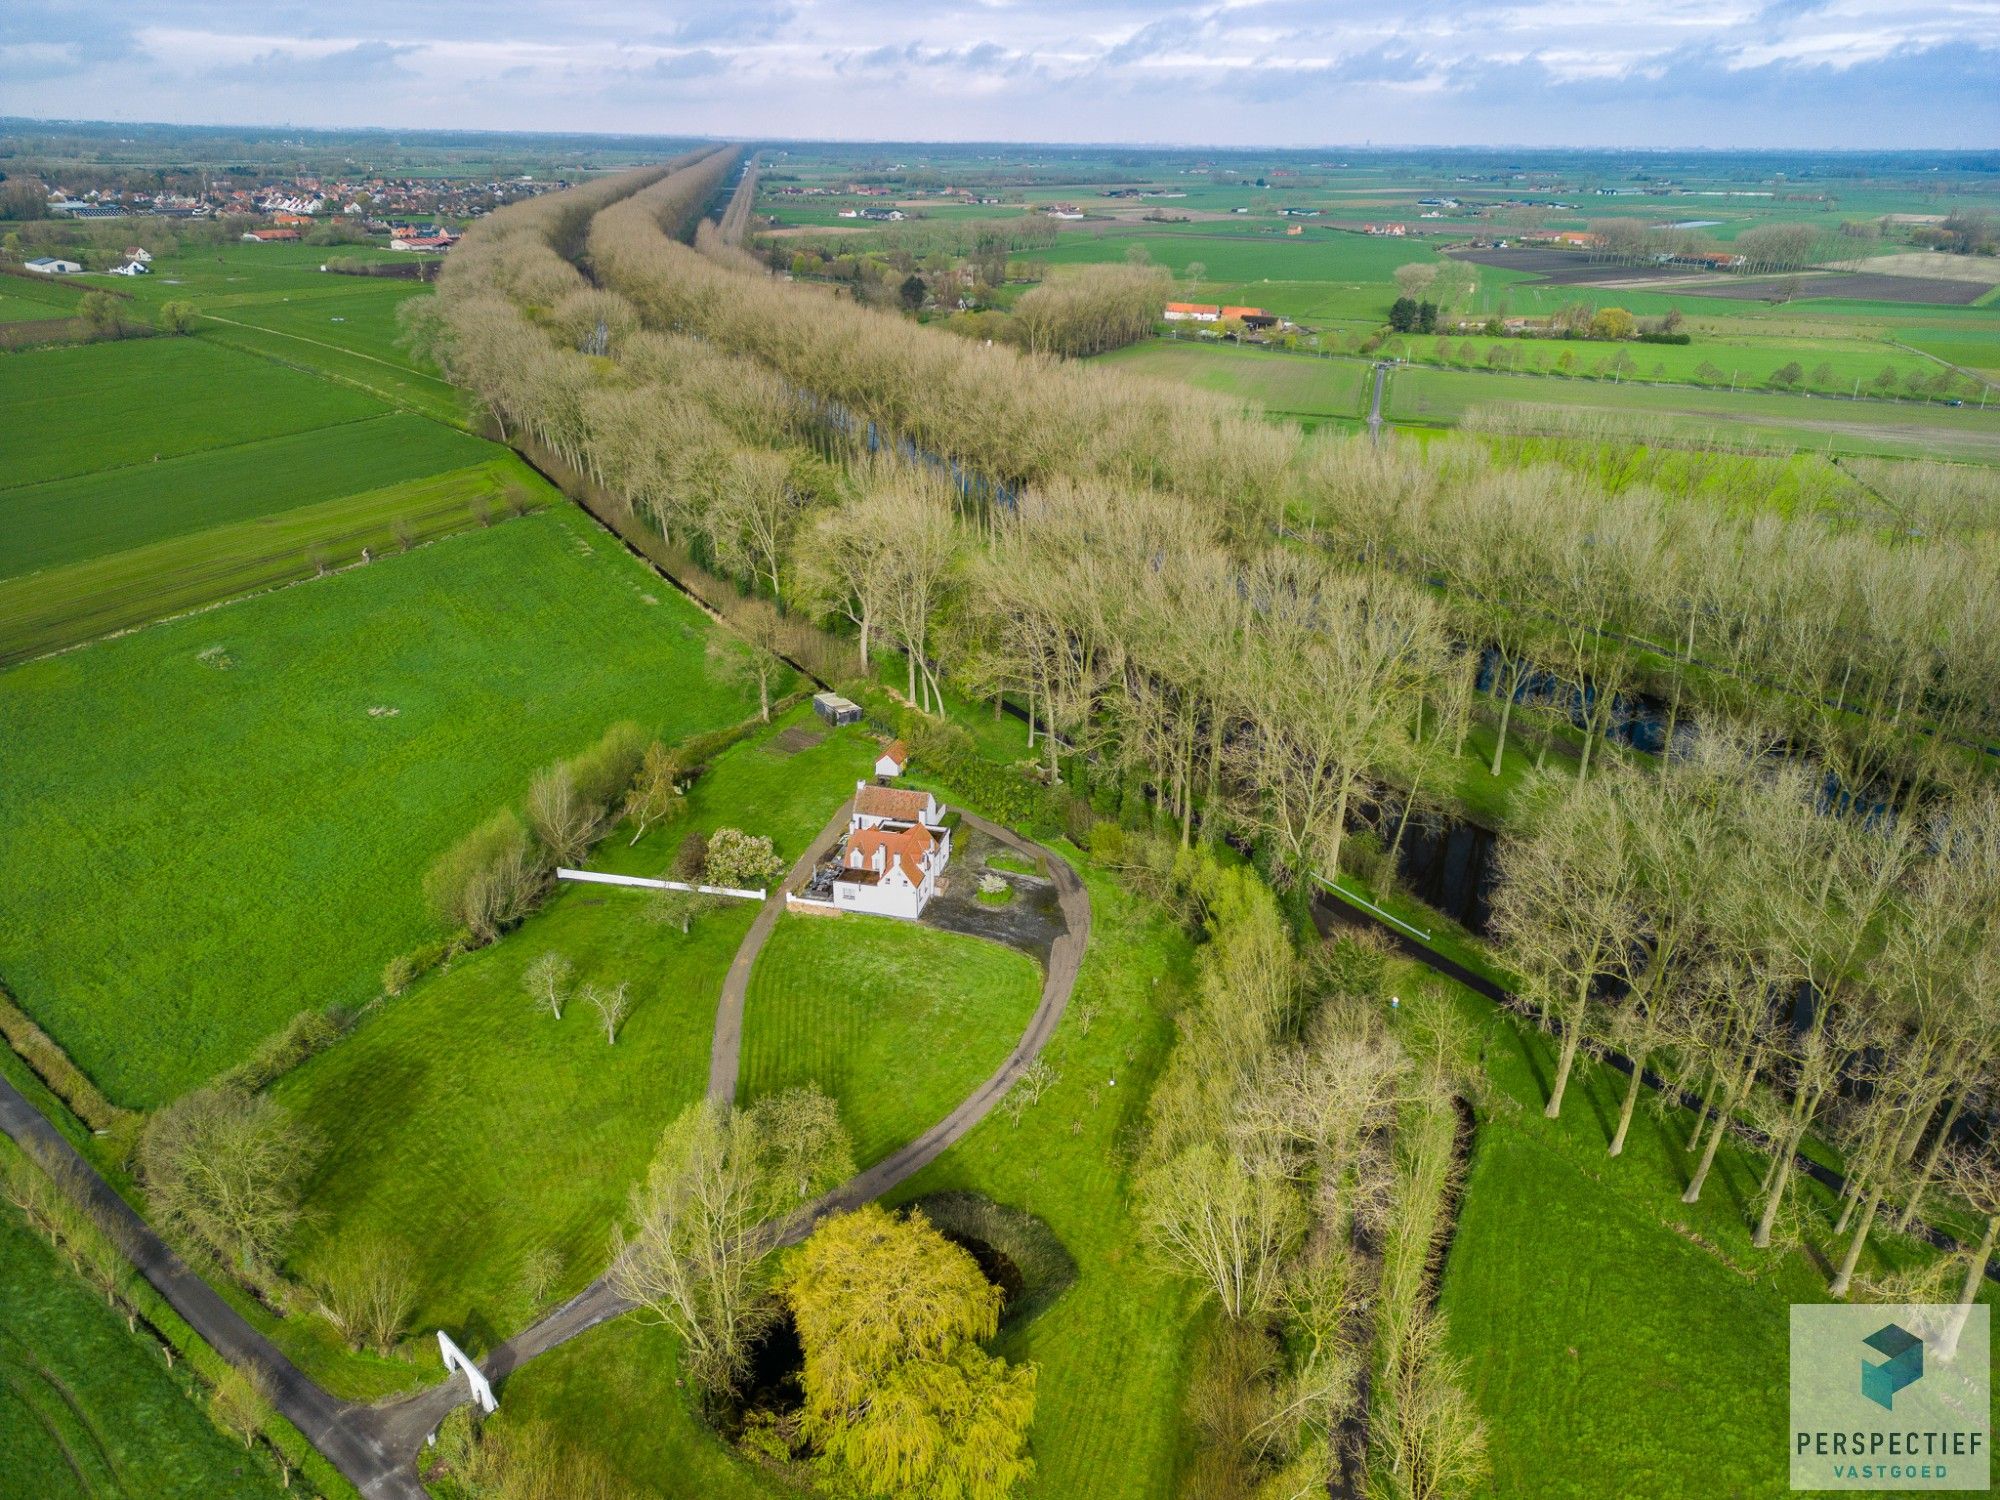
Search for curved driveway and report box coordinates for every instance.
[5,806,1089,1482]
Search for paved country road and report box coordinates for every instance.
[0,1080,427,1499]
[2,808,1089,1490]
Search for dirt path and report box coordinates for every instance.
[358,807,1090,1469]
[0,1079,426,1499]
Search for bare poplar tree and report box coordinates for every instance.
[585,981,632,1045]
[522,951,573,1020]
[1490,773,1640,1119]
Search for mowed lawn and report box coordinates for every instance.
[274,887,758,1349]
[0,337,386,487]
[737,914,1044,1168]
[272,718,878,1366]
[886,858,1205,1500]
[0,506,770,1107]
[492,851,1205,1500]
[0,1196,286,1500]
[0,411,492,580]
[480,1319,782,1500]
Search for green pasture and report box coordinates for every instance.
[0,458,540,665]
[194,312,464,425]
[0,410,490,580]
[1384,364,2000,461]
[0,1194,286,1500]
[0,507,772,1107]
[0,288,79,323]
[1421,955,1999,1500]
[119,240,432,308]
[271,715,875,1384]
[198,283,436,369]
[1097,339,1368,422]
[1385,327,1941,395]
[738,914,1044,1168]
[0,337,386,487]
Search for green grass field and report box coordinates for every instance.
[275,886,758,1352]
[1418,956,1999,1500]
[0,337,389,486]
[1098,339,1369,423]
[272,716,875,1374]
[1385,364,2000,460]
[194,319,465,425]
[0,507,774,1107]
[738,914,1044,1168]
[0,410,491,580]
[0,288,79,323]
[0,458,544,665]
[477,1319,782,1499]
[0,1196,286,1500]
[478,844,1203,1500]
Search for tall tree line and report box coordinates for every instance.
[421,159,2000,1319]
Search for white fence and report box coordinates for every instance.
[438,1330,496,1414]
[556,868,766,901]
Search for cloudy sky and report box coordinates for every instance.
[5,0,1997,148]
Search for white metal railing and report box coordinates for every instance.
[556,868,766,901]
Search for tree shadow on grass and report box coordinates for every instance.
[1573,1053,1617,1148]
[1503,1019,1551,1109]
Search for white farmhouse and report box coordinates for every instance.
[832,782,953,920]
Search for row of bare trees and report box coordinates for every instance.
[426,160,2000,1324]
[1494,740,2000,1305]
[1300,436,2000,804]
[1126,841,1487,1499]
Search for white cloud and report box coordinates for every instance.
[7,0,1995,145]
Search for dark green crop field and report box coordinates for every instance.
[0,337,386,486]
[0,411,490,580]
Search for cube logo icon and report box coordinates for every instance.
[1791,1304,1988,1490]
[1862,1323,1924,1411]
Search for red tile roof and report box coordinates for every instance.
[878,739,908,768]
[855,784,934,823]
[848,824,938,881]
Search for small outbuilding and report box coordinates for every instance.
[813,691,863,727]
[874,740,908,778]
